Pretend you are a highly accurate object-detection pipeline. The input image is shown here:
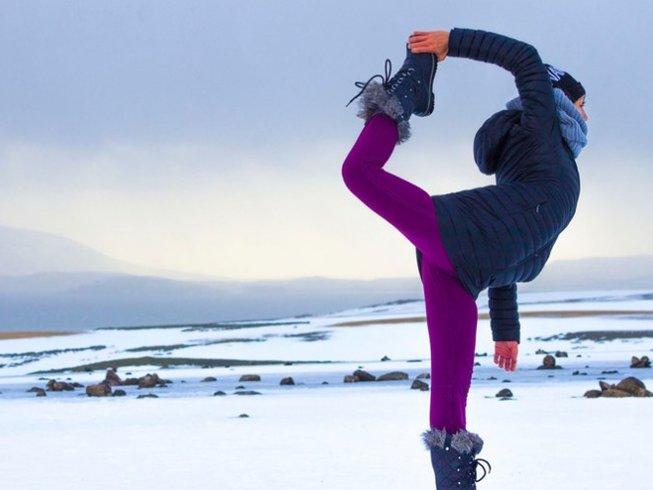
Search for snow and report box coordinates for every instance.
[0,288,651,489]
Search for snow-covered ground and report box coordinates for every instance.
[0,288,652,489]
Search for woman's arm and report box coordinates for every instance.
[409,28,557,137]
[448,27,556,136]
[489,283,520,372]
[488,282,520,342]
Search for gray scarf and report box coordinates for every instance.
[505,87,588,158]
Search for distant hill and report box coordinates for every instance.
[0,225,134,276]
[0,224,651,331]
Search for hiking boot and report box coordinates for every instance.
[345,43,438,144]
[421,427,492,489]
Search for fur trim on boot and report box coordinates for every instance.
[354,81,411,145]
[421,427,484,455]
[422,427,491,488]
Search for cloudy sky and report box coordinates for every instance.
[0,1,650,280]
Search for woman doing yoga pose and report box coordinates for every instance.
[341,27,588,488]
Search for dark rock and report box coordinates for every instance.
[321,381,329,385]
[537,355,562,370]
[352,369,376,382]
[501,379,511,383]
[633,387,653,397]
[284,362,293,366]
[238,413,250,418]
[233,390,261,395]
[86,382,112,397]
[601,370,618,374]
[535,348,549,355]
[495,388,513,398]
[137,393,158,399]
[35,389,47,397]
[201,377,217,382]
[555,351,568,358]
[487,376,497,380]
[280,377,295,385]
[235,385,245,389]
[381,355,391,361]
[377,371,408,381]
[601,388,631,398]
[123,377,140,386]
[416,373,430,380]
[138,373,161,389]
[599,381,613,391]
[46,379,75,391]
[239,374,261,382]
[583,389,602,398]
[104,369,123,386]
[411,379,429,391]
[47,379,75,391]
[543,355,556,368]
[615,376,646,395]
[572,370,579,375]
[343,375,356,383]
[113,389,127,397]
[631,356,651,368]
[213,390,227,396]
[27,386,43,393]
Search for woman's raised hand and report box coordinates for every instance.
[407,30,450,61]
[494,340,519,372]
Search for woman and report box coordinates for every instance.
[341,27,588,488]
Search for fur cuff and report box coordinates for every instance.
[355,81,411,144]
[421,427,484,455]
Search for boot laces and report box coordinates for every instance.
[471,457,492,482]
[345,59,416,108]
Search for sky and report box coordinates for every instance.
[0,1,651,281]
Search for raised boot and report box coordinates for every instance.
[345,43,438,144]
[421,427,492,489]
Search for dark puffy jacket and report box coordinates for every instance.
[415,27,581,343]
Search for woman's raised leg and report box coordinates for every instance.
[341,112,455,276]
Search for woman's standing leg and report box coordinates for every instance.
[420,259,478,432]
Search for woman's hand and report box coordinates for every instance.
[494,341,519,372]
[407,30,450,61]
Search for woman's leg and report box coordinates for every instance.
[341,111,477,431]
[341,112,455,275]
[421,261,479,432]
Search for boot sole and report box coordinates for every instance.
[414,53,437,117]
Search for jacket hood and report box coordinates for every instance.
[473,109,521,175]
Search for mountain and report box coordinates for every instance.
[0,224,651,332]
[0,225,135,276]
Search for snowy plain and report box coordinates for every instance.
[0,288,651,489]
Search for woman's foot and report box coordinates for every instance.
[346,44,438,144]
[422,427,491,488]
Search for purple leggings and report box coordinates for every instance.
[341,113,479,432]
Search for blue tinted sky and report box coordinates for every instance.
[0,1,650,279]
